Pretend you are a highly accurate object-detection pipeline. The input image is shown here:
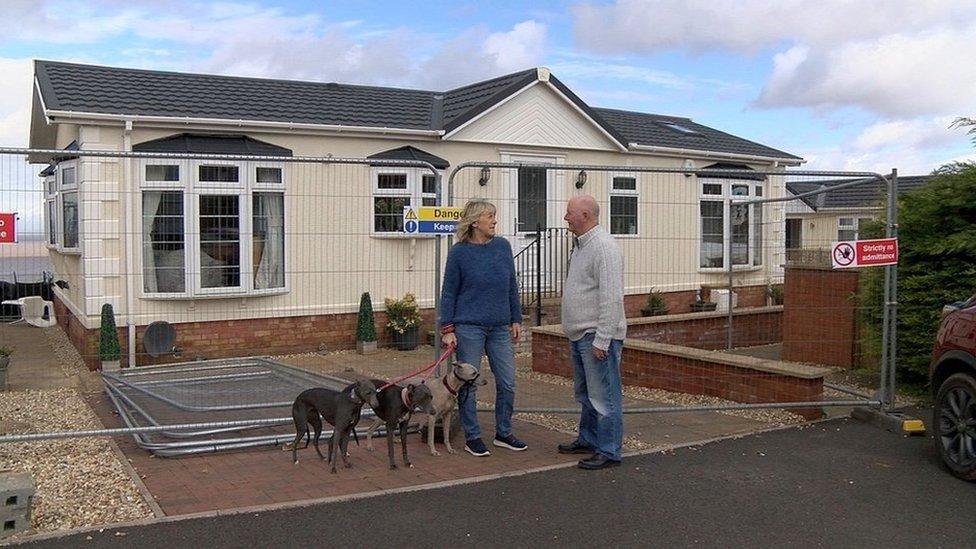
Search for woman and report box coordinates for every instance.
[440,200,526,457]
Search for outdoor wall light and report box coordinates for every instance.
[478,167,491,186]
[575,170,587,189]
[682,158,695,177]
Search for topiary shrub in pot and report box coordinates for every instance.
[356,292,378,354]
[99,303,121,371]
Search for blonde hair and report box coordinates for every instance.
[455,200,497,242]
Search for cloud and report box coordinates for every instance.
[572,1,976,118]
[483,20,547,73]
[572,0,974,54]
[0,57,34,147]
[797,116,975,174]
[757,28,976,117]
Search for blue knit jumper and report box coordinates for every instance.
[439,237,522,328]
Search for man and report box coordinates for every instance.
[558,194,626,470]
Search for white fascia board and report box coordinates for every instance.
[44,110,444,137]
[629,143,804,166]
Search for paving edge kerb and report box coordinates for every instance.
[5,415,844,546]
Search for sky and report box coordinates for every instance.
[2,0,976,175]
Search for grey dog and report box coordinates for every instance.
[365,380,433,469]
[423,362,485,456]
[290,379,379,473]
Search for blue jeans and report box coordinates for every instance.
[454,324,516,441]
[570,333,623,461]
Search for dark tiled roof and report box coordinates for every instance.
[36,61,436,130]
[698,162,767,181]
[367,146,450,169]
[132,133,292,156]
[593,108,801,160]
[34,60,799,160]
[787,176,931,210]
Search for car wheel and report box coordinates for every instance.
[934,373,976,481]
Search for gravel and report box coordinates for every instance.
[0,328,153,537]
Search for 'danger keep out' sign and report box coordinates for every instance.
[831,238,898,269]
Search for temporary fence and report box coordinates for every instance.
[0,147,902,451]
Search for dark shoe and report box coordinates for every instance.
[465,438,491,457]
[557,440,594,455]
[493,433,528,451]
[578,453,621,470]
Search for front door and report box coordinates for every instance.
[517,166,547,234]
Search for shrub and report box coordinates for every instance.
[384,293,422,334]
[99,303,121,362]
[356,292,377,342]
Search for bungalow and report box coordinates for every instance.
[26,60,803,367]
[784,176,930,260]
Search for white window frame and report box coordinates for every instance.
[370,167,443,238]
[698,178,764,272]
[57,161,81,254]
[837,217,858,241]
[608,173,639,238]
[43,173,58,248]
[139,159,288,299]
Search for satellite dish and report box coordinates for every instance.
[143,321,177,358]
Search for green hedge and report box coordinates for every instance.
[860,163,976,386]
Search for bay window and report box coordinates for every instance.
[372,168,442,234]
[141,161,286,297]
[699,178,764,270]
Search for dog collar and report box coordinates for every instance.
[442,375,458,396]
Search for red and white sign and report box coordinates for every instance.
[831,238,898,269]
[0,213,15,244]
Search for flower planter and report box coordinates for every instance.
[391,327,419,351]
[356,340,378,355]
[690,301,718,313]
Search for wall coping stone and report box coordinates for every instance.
[531,306,828,380]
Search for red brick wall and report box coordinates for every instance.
[627,308,782,350]
[782,267,860,368]
[52,293,101,371]
[532,330,822,419]
[625,285,770,318]
[52,296,435,369]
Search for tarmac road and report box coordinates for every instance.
[18,412,974,548]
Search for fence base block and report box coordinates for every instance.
[851,407,926,436]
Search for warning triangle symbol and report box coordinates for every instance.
[405,209,418,220]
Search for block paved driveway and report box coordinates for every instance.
[22,411,975,548]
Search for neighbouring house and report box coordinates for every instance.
[784,176,930,263]
[27,60,803,367]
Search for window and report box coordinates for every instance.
[140,161,286,297]
[61,192,79,249]
[59,162,79,251]
[371,169,443,234]
[785,219,802,250]
[143,191,185,293]
[609,176,638,235]
[43,174,57,246]
[421,174,438,206]
[517,167,547,233]
[837,217,874,241]
[838,218,857,241]
[699,179,764,270]
[253,193,285,290]
[659,121,700,135]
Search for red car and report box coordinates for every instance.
[931,294,976,481]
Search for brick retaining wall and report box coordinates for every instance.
[782,267,860,368]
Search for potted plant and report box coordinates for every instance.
[767,284,784,306]
[691,288,719,312]
[640,289,668,316]
[0,346,11,391]
[356,292,378,354]
[99,303,121,371]
[384,293,422,351]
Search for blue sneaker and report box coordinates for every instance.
[465,438,491,457]
[493,433,528,451]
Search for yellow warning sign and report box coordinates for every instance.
[405,208,418,220]
[416,207,462,221]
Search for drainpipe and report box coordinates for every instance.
[122,120,137,368]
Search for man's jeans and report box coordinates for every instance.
[454,324,516,441]
[570,332,623,461]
